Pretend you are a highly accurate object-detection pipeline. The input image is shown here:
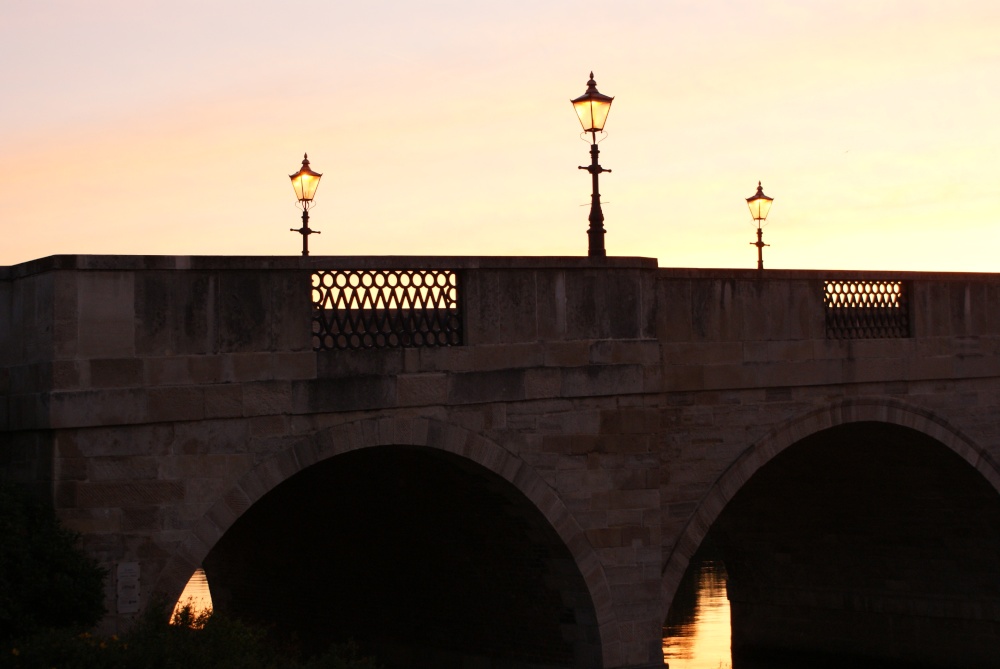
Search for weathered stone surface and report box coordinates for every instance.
[316,347,403,378]
[69,275,131,359]
[89,358,143,388]
[217,272,270,352]
[147,386,205,422]
[5,256,1000,669]
[396,372,448,406]
[135,272,214,355]
[449,368,526,404]
[293,375,396,413]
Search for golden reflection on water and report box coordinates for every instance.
[174,563,730,662]
[172,567,214,618]
[662,560,731,669]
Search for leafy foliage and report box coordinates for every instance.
[0,481,106,640]
[4,605,381,669]
[0,481,380,669]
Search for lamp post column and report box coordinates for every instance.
[582,139,610,257]
[753,227,768,270]
[291,209,320,257]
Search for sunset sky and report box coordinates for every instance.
[3,1,999,270]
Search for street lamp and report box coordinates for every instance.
[289,153,323,256]
[746,181,773,270]
[571,72,614,257]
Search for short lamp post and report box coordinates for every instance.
[746,181,773,270]
[571,72,614,258]
[289,153,323,256]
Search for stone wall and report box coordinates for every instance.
[3,256,1000,668]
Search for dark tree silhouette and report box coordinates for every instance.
[0,481,106,639]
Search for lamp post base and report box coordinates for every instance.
[588,229,606,258]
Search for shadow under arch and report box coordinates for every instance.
[661,396,1000,667]
[154,416,620,668]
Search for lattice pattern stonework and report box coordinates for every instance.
[823,280,910,339]
[312,270,462,350]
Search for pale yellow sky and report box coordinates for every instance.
[3,1,999,270]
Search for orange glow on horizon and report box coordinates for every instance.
[2,2,999,271]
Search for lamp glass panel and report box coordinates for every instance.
[301,173,321,201]
[291,173,321,203]
[747,196,772,222]
[574,98,613,132]
[589,98,612,131]
[573,99,593,131]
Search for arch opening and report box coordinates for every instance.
[202,445,601,668]
[666,421,1000,669]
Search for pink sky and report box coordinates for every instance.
[3,1,999,270]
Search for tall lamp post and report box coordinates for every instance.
[289,153,323,256]
[746,181,773,270]
[571,72,614,257]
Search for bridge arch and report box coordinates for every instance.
[661,396,1000,666]
[155,416,620,668]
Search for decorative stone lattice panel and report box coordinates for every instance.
[823,280,910,339]
[312,269,462,350]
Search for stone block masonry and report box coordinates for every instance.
[3,255,1000,669]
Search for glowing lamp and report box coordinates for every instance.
[289,153,323,256]
[572,73,614,258]
[571,72,614,135]
[746,181,773,224]
[289,153,322,208]
[746,181,774,270]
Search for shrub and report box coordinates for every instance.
[3,605,381,669]
[0,481,106,640]
[0,481,379,669]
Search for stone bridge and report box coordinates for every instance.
[3,255,1000,669]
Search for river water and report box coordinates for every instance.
[173,568,214,618]
[176,564,734,666]
[662,559,731,669]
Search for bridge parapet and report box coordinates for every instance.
[0,255,659,433]
[4,258,1000,432]
[654,268,1000,393]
